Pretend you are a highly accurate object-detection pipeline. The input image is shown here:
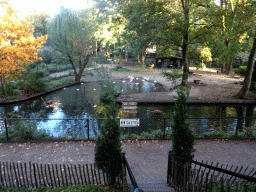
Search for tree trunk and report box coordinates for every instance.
[0,74,6,96]
[225,58,233,74]
[181,4,189,86]
[235,31,256,99]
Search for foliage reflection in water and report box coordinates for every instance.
[0,79,255,139]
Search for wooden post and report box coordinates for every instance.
[17,163,22,188]
[4,119,9,141]
[47,164,52,188]
[93,164,98,184]
[0,162,4,186]
[55,164,60,187]
[67,165,72,185]
[44,164,49,187]
[9,162,15,187]
[86,164,90,184]
[60,164,64,186]
[70,165,76,185]
[33,163,38,188]
[87,119,90,140]
[64,164,68,185]
[29,162,33,188]
[78,164,83,185]
[13,163,19,187]
[40,164,45,187]
[6,162,11,188]
[82,164,87,185]
[20,163,26,188]
[97,166,101,185]
[74,164,79,184]
[90,164,95,184]
[51,164,57,187]
[163,118,166,139]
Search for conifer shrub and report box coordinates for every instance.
[94,81,123,186]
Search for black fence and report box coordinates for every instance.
[167,151,256,192]
[122,152,143,192]
[0,161,124,189]
[0,116,255,142]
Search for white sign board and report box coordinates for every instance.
[120,119,140,127]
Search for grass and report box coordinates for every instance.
[112,67,131,72]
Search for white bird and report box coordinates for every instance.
[122,80,126,83]
[136,78,139,80]
[81,83,84,85]
[93,88,96,91]
[76,89,80,91]
[154,80,157,83]
[113,81,115,84]
[93,105,97,108]
[63,88,66,90]
[135,83,139,85]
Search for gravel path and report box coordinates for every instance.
[0,139,255,191]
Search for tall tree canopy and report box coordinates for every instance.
[47,7,96,82]
[123,0,216,85]
[0,4,46,95]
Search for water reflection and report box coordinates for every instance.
[0,79,255,139]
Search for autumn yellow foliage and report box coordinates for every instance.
[0,9,47,95]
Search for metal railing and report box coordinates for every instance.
[167,151,256,192]
[122,152,143,192]
[0,116,255,142]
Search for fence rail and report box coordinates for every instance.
[122,152,143,192]
[0,116,255,142]
[167,151,256,192]
[0,161,123,190]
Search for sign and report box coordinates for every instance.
[122,110,138,114]
[122,106,138,110]
[122,102,137,106]
[120,118,140,127]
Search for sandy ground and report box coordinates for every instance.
[78,64,256,103]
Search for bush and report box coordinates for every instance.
[112,67,131,72]
[38,46,54,64]
[94,82,122,186]
[17,71,47,93]
[235,66,247,75]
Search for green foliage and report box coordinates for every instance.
[172,86,195,160]
[48,77,74,89]
[94,79,122,185]
[112,67,131,72]
[6,96,18,100]
[17,71,47,93]
[0,82,17,96]
[163,70,182,85]
[0,113,51,140]
[235,66,247,75]
[0,184,104,191]
[38,46,54,64]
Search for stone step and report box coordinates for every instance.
[136,180,174,192]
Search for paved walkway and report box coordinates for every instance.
[0,139,255,191]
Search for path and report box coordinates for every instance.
[0,139,255,191]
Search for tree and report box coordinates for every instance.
[94,68,122,185]
[0,6,46,95]
[235,29,256,99]
[123,0,216,86]
[209,0,256,74]
[29,11,51,38]
[47,7,95,82]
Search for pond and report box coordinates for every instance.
[0,77,255,139]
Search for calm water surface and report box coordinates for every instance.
[0,78,255,138]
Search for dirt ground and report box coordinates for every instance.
[80,65,256,103]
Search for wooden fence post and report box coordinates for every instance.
[4,119,9,141]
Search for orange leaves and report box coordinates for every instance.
[0,11,47,81]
